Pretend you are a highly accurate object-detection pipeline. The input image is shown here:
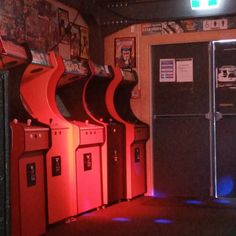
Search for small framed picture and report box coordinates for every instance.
[70,24,81,60]
[114,37,136,69]
[58,8,70,44]
[80,26,89,59]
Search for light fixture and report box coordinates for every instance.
[191,0,221,10]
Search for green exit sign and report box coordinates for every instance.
[191,0,220,10]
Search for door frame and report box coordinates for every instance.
[151,41,215,197]
[211,39,236,198]
[145,30,236,197]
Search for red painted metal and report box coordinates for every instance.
[82,62,125,205]
[106,66,149,200]
[10,120,49,236]
[56,57,104,214]
[0,38,48,236]
[0,37,28,69]
[20,52,78,224]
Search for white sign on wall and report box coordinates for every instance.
[176,58,193,83]
[159,59,176,82]
[203,18,228,31]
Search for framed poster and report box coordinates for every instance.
[80,26,89,59]
[58,8,70,44]
[114,37,136,69]
[70,24,80,60]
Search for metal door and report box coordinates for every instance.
[152,42,213,197]
[214,40,236,198]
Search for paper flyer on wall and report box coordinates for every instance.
[176,58,193,82]
[159,58,176,82]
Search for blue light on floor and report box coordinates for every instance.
[213,199,231,205]
[153,218,173,224]
[217,176,234,197]
[185,199,204,205]
[112,217,131,222]
[152,190,167,199]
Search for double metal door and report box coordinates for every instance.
[152,40,236,198]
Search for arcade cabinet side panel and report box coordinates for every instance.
[131,142,147,197]
[0,72,10,236]
[76,146,103,214]
[107,124,126,202]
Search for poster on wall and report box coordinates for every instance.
[0,0,90,55]
[70,24,81,60]
[80,26,89,59]
[176,58,193,82]
[217,65,236,88]
[203,18,228,31]
[114,37,136,69]
[159,58,176,82]
[58,8,70,44]
[141,23,162,35]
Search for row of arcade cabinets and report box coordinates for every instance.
[56,61,125,205]
[0,37,149,236]
[106,68,149,199]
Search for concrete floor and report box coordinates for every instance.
[44,196,236,236]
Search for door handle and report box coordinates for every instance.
[216,111,223,121]
[205,112,223,121]
[205,112,212,120]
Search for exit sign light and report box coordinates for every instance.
[191,0,220,10]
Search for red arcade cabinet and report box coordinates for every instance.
[56,58,104,214]
[20,51,78,224]
[0,38,49,236]
[83,63,125,205]
[10,120,49,236]
[106,67,149,200]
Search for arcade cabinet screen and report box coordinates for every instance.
[55,94,71,118]
[63,59,89,77]
[94,64,112,78]
[31,50,50,67]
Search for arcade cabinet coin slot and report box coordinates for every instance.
[52,156,62,177]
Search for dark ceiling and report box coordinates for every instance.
[58,0,236,64]
[60,0,236,36]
